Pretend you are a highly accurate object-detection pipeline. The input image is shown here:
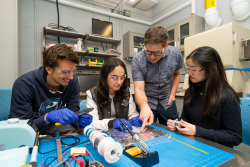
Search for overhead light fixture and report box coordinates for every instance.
[125,0,138,5]
[125,0,158,11]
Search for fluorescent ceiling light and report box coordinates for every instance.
[130,0,136,2]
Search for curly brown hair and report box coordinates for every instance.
[42,44,79,74]
[144,25,169,47]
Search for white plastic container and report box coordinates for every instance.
[77,38,83,51]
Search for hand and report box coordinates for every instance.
[130,115,143,127]
[139,104,154,131]
[46,108,78,126]
[78,113,93,128]
[113,119,133,131]
[167,119,177,131]
[176,120,196,136]
[168,94,175,105]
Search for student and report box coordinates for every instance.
[9,44,93,134]
[167,46,242,147]
[132,25,183,130]
[86,57,142,131]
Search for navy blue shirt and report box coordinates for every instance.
[9,66,80,133]
[132,46,183,110]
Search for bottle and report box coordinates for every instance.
[77,38,83,51]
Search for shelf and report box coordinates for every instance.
[86,52,119,58]
[44,26,86,39]
[134,46,143,48]
[88,34,120,44]
[76,64,102,68]
[45,46,87,55]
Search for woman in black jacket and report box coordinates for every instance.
[167,46,242,147]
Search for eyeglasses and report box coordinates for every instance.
[108,74,126,81]
[184,64,204,73]
[56,69,75,75]
[144,46,165,56]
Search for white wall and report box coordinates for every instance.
[0,0,18,88]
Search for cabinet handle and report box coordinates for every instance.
[175,41,177,47]
[178,38,180,48]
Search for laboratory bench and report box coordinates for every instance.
[35,123,250,167]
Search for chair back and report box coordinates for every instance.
[79,100,87,111]
[240,98,250,146]
[0,88,12,121]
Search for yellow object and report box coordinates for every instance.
[88,59,98,65]
[87,47,94,52]
[55,122,62,126]
[204,0,216,10]
[125,147,142,156]
[71,147,86,156]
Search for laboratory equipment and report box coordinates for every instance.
[184,22,250,94]
[0,119,38,150]
[0,119,38,167]
[123,31,144,58]
[118,119,160,167]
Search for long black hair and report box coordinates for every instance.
[96,57,128,108]
[185,46,239,118]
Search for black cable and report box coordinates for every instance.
[101,43,104,51]
[56,0,60,43]
[111,0,122,13]
[45,156,57,166]
[38,136,80,154]
[61,136,80,146]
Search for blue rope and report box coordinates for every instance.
[224,68,250,71]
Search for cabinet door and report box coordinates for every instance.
[166,24,177,48]
[177,17,194,50]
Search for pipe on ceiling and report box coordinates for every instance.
[48,0,195,25]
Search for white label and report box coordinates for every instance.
[134,48,138,53]
[0,145,5,151]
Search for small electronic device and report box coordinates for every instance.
[92,18,113,37]
[77,108,94,116]
[118,119,159,167]
[174,119,182,128]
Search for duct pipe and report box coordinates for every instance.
[48,0,195,26]
[231,0,250,21]
[204,0,222,29]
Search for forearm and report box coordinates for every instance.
[195,126,242,147]
[134,88,149,109]
[170,73,181,96]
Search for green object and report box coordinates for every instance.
[97,60,104,65]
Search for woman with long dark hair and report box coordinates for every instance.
[167,46,242,147]
[86,57,141,131]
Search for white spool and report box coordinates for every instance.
[86,127,123,164]
[97,137,123,164]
